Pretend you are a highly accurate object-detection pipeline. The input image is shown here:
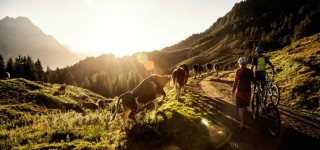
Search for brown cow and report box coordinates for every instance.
[206,63,213,73]
[192,64,199,78]
[172,67,186,100]
[214,63,220,76]
[198,65,204,76]
[179,64,189,85]
[111,74,171,122]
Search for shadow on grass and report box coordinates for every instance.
[209,78,233,86]
[125,110,216,150]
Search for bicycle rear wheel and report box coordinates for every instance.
[268,85,280,106]
[266,103,281,136]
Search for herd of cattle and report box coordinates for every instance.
[57,63,221,123]
[110,63,221,122]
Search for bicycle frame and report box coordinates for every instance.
[265,73,280,105]
[265,74,274,93]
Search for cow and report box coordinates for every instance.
[214,63,220,76]
[206,63,213,74]
[172,67,186,100]
[110,74,171,123]
[178,64,189,88]
[98,99,114,109]
[192,64,199,79]
[81,102,99,111]
[61,102,85,114]
[198,65,204,77]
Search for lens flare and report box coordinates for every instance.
[136,53,148,64]
[201,118,209,127]
[144,60,155,71]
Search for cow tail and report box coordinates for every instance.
[174,74,180,90]
[110,96,122,122]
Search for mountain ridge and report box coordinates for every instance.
[0,16,84,68]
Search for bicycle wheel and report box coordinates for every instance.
[251,88,261,120]
[266,103,281,136]
[269,85,280,106]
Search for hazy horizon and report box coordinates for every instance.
[0,0,242,57]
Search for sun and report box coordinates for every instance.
[74,1,151,57]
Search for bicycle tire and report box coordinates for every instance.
[269,85,280,106]
[266,103,281,136]
[251,87,261,120]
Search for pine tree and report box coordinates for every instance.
[44,66,52,83]
[61,69,76,85]
[24,56,36,80]
[82,76,91,89]
[0,55,5,79]
[14,55,24,78]
[35,59,44,81]
[5,57,14,78]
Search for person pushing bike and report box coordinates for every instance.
[251,46,275,101]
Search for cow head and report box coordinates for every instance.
[150,74,171,87]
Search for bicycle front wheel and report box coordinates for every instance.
[251,91,261,120]
[266,103,281,136]
[268,85,280,106]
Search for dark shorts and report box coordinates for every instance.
[255,71,266,83]
[236,92,251,108]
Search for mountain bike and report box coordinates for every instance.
[265,73,280,106]
[251,81,281,136]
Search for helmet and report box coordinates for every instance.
[238,56,247,65]
[255,46,263,52]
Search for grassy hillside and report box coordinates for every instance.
[0,77,231,149]
[270,33,320,111]
[209,33,320,113]
[0,78,106,122]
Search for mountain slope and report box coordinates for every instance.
[270,33,320,110]
[0,16,83,68]
[152,0,320,71]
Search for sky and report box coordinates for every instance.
[0,0,242,57]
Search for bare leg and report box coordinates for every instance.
[239,107,245,127]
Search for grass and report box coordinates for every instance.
[269,33,320,111]
[0,76,232,149]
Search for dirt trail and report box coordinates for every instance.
[200,76,281,150]
[200,76,320,150]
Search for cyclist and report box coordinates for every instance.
[251,46,275,101]
[232,56,255,130]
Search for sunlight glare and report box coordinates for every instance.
[70,1,152,57]
[201,118,209,127]
[135,53,154,71]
